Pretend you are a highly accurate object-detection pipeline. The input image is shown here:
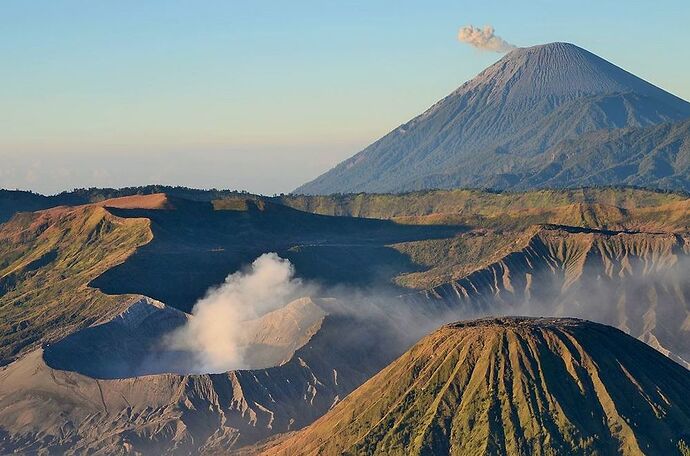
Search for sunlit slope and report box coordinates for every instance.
[280,187,690,231]
[0,203,151,364]
[264,318,690,456]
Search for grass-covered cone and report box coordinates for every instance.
[264,317,690,456]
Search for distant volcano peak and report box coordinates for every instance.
[296,41,690,195]
[457,41,678,105]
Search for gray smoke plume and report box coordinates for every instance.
[457,25,516,52]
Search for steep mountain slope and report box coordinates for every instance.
[295,42,690,194]
[0,203,152,364]
[414,226,690,368]
[519,118,690,191]
[42,296,194,378]
[262,318,690,456]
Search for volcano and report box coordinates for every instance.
[296,42,690,194]
[262,317,690,456]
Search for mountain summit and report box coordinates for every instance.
[263,317,690,455]
[296,42,690,194]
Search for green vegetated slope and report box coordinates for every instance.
[516,118,690,191]
[0,203,151,364]
[263,318,690,456]
[280,187,688,228]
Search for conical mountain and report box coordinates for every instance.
[296,42,690,194]
[262,317,690,456]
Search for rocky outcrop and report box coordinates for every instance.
[418,227,690,367]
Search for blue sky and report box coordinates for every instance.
[2,0,689,194]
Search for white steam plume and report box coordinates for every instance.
[168,253,310,373]
[457,25,516,52]
[156,248,690,376]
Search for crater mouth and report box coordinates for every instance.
[43,297,195,378]
[43,296,327,379]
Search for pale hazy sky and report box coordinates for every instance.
[2,1,689,195]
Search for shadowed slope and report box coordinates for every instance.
[0,190,55,224]
[91,197,461,312]
[263,318,690,456]
[517,118,690,191]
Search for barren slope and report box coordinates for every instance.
[0,298,404,454]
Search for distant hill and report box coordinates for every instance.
[0,185,253,223]
[2,184,687,225]
[0,190,53,224]
[295,42,690,194]
[263,317,690,456]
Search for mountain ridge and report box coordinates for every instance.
[1,189,690,453]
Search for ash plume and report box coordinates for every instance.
[457,25,516,52]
